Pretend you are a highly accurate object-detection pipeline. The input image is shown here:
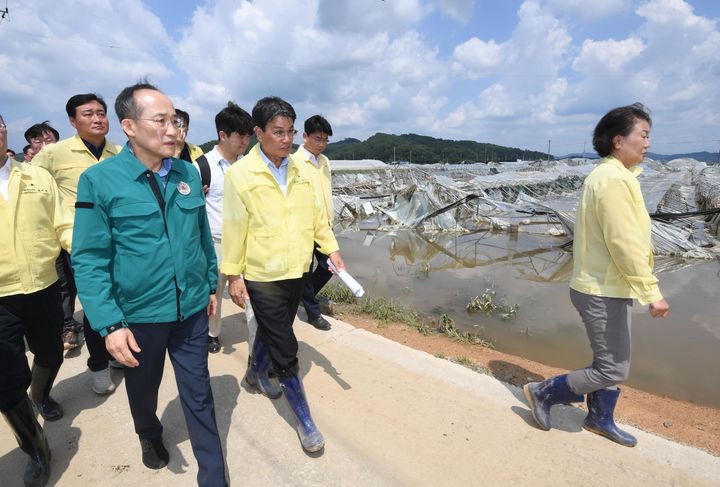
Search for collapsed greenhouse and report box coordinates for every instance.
[330,158,720,260]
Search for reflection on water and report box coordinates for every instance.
[337,229,720,409]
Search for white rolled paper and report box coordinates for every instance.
[327,259,365,297]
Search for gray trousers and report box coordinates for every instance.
[566,288,633,395]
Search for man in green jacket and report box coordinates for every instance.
[72,82,226,486]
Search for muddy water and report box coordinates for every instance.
[336,229,720,409]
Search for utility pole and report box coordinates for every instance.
[583,140,586,157]
[547,139,552,161]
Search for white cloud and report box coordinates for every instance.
[452,38,505,73]
[436,0,475,22]
[0,0,174,146]
[545,0,628,20]
[571,37,645,74]
[173,0,449,142]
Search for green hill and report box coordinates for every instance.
[323,133,549,164]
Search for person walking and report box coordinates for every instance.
[72,82,226,485]
[523,103,670,447]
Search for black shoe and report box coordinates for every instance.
[62,328,79,350]
[30,365,64,421]
[34,398,63,422]
[140,437,169,469]
[308,316,331,331]
[208,336,221,354]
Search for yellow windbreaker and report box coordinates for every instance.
[32,135,121,216]
[221,144,339,281]
[570,156,662,305]
[187,142,204,161]
[0,160,73,296]
[292,146,333,225]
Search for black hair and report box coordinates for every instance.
[175,108,190,129]
[593,103,652,157]
[65,94,107,118]
[251,96,296,131]
[215,101,252,136]
[24,121,60,143]
[304,115,333,136]
[114,80,161,122]
[6,148,16,156]
[22,144,32,155]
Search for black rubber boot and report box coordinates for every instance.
[279,374,324,453]
[523,374,583,430]
[30,365,63,421]
[243,339,282,399]
[2,395,52,487]
[583,388,637,447]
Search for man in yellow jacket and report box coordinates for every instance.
[222,97,345,453]
[32,93,121,394]
[0,113,72,487]
[293,115,335,330]
[174,109,204,162]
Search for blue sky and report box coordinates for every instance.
[1,0,719,157]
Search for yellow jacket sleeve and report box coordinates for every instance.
[50,176,73,252]
[595,178,662,305]
[220,171,248,276]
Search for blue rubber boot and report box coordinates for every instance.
[243,339,282,399]
[583,388,637,447]
[523,375,583,431]
[279,375,325,453]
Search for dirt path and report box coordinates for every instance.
[337,310,720,457]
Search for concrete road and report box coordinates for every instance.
[1,299,718,486]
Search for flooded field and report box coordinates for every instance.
[336,228,720,409]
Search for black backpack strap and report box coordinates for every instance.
[196,154,211,188]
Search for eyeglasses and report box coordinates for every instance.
[310,135,329,144]
[134,118,182,130]
[270,129,297,140]
[0,122,6,129]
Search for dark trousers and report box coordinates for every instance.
[245,275,306,377]
[123,309,226,487]
[301,245,333,321]
[84,314,113,371]
[0,283,63,412]
[55,249,77,329]
[64,252,111,370]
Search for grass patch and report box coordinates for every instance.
[318,282,357,304]
[323,284,494,349]
[437,314,495,348]
[357,296,418,325]
[454,356,475,368]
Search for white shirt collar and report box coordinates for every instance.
[302,145,319,167]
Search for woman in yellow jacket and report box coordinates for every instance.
[524,103,669,447]
[222,97,345,453]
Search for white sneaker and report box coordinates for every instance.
[91,367,117,395]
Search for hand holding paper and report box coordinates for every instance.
[327,258,365,297]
